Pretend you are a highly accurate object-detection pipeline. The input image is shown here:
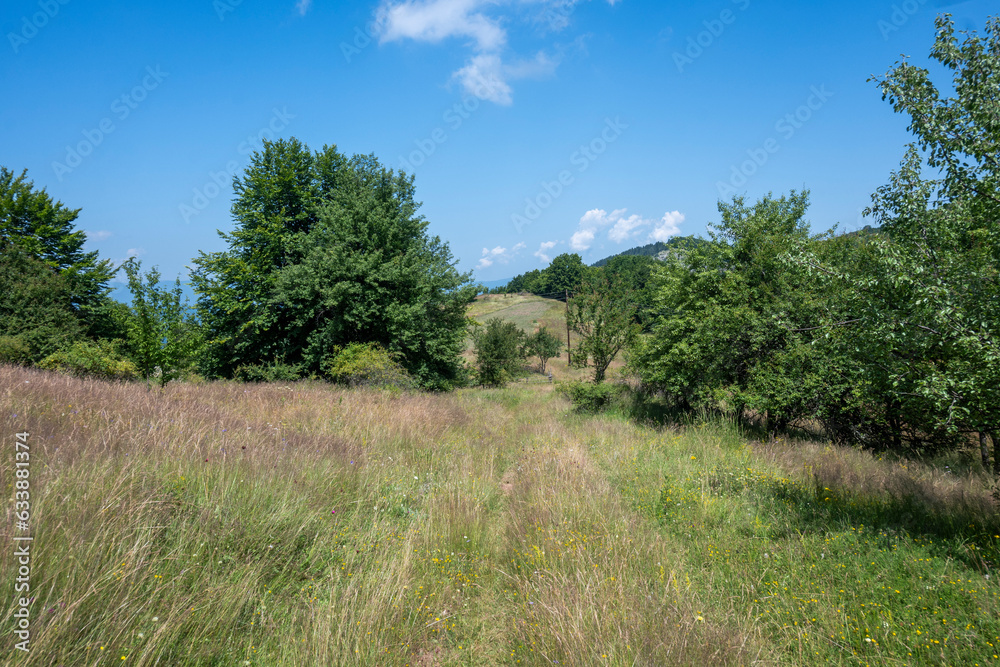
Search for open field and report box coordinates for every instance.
[2,364,999,666]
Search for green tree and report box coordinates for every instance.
[601,254,657,327]
[523,327,561,374]
[634,191,821,420]
[193,139,475,390]
[792,15,1000,460]
[568,271,640,383]
[121,259,201,387]
[0,246,81,363]
[472,318,526,387]
[0,167,115,333]
[542,253,588,295]
[191,139,323,376]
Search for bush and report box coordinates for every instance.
[0,335,31,364]
[38,339,138,381]
[233,360,302,383]
[557,381,629,413]
[323,343,415,390]
[472,318,526,388]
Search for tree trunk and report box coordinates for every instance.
[981,431,991,470]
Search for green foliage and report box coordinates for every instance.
[0,167,115,332]
[120,259,202,388]
[503,253,589,296]
[590,236,709,267]
[38,339,138,381]
[0,335,31,364]
[783,15,1000,455]
[557,380,628,412]
[232,360,303,383]
[523,327,561,374]
[633,191,820,417]
[472,317,526,387]
[0,245,82,363]
[323,342,415,389]
[568,271,640,383]
[192,139,475,390]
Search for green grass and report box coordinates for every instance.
[1,365,998,665]
[583,418,1000,666]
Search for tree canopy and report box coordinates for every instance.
[191,139,476,389]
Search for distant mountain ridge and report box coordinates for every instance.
[590,235,708,267]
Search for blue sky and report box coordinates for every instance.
[2,0,994,283]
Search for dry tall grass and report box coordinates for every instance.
[2,365,997,665]
[0,366,757,665]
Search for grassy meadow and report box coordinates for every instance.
[2,362,999,666]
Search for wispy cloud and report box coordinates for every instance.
[569,207,684,252]
[85,230,113,241]
[650,210,684,241]
[476,242,526,269]
[534,240,558,263]
[296,0,313,16]
[376,0,617,104]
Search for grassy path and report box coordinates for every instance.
[2,366,998,665]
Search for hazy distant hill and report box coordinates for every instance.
[591,235,708,267]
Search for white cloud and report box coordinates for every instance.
[377,0,506,51]
[569,228,595,252]
[568,207,684,251]
[296,0,313,15]
[476,242,525,270]
[608,213,647,243]
[376,0,616,104]
[126,247,146,258]
[85,230,113,241]
[454,54,514,105]
[452,50,558,104]
[534,240,558,263]
[650,210,684,242]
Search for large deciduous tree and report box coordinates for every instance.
[191,139,476,390]
[0,167,115,336]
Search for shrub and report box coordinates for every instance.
[557,380,629,413]
[0,335,31,364]
[323,343,415,390]
[38,339,138,381]
[233,360,302,383]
